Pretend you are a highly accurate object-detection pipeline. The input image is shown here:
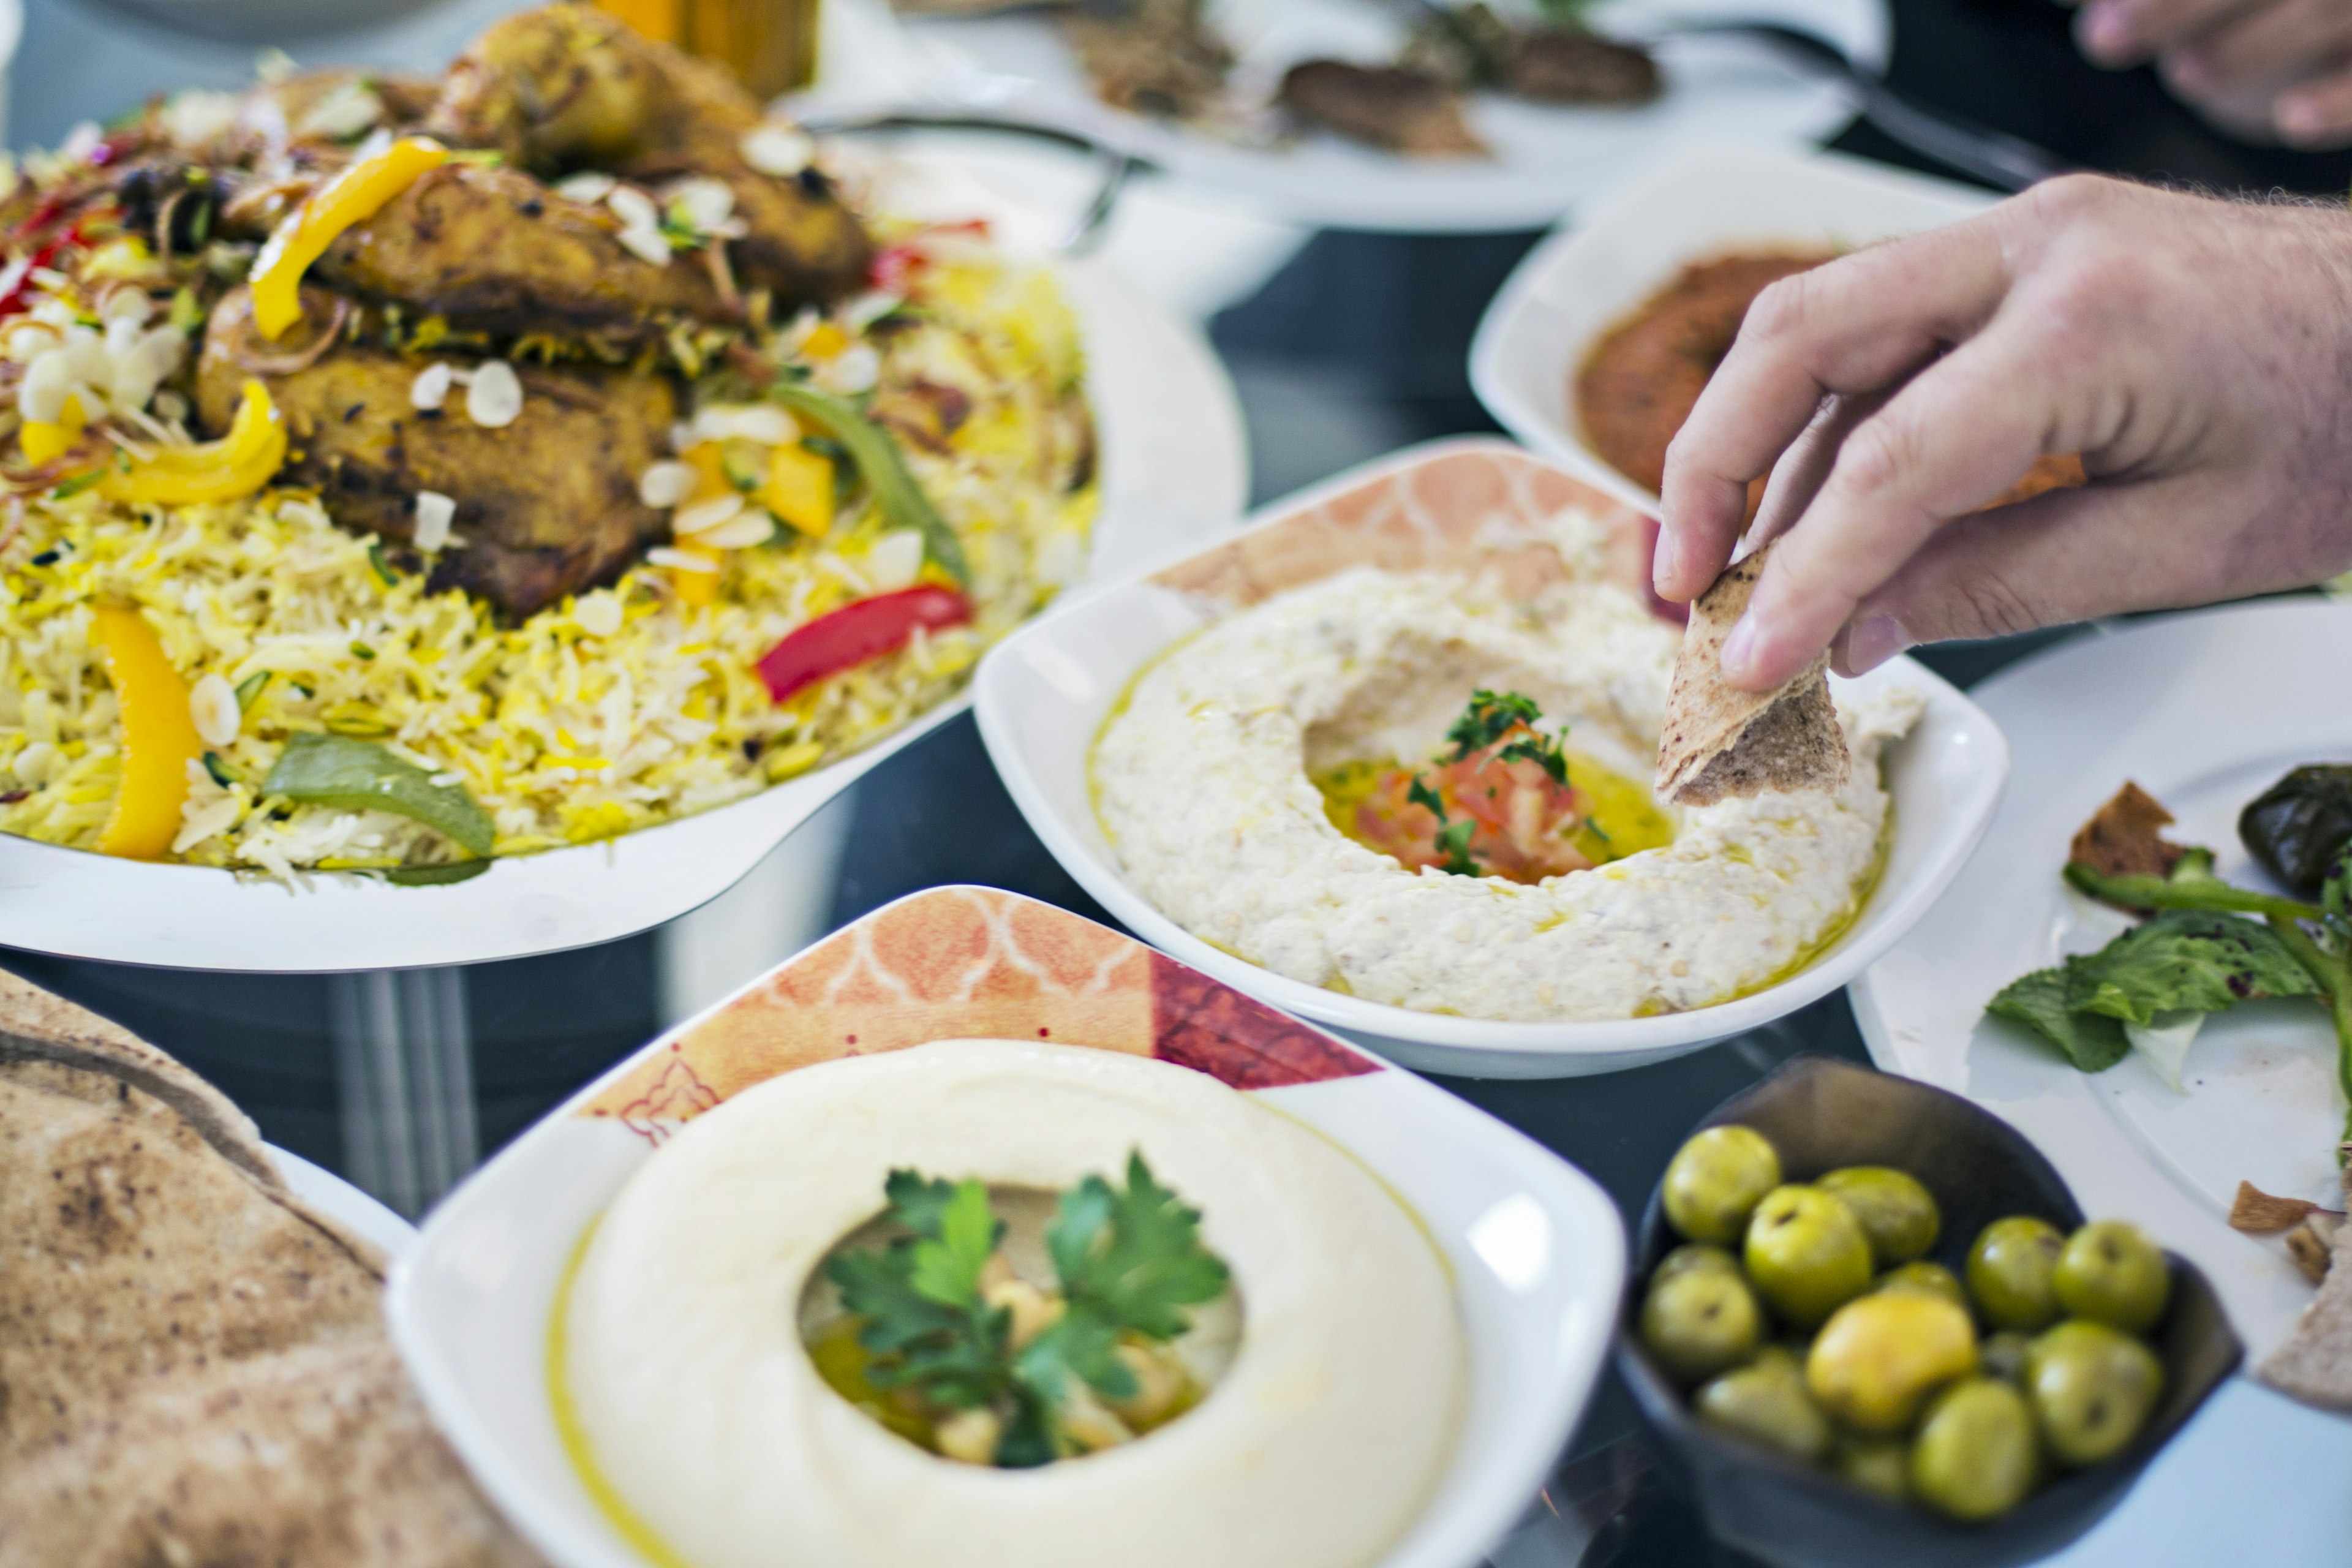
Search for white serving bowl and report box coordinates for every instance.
[390,884,1625,1568]
[973,439,2008,1077]
[1470,141,1996,518]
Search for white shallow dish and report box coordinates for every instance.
[974,437,2008,1077]
[1471,141,1996,517]
[879,0,1884,233]
[390,884,1624,1568]
[0,168,1246,974]
[271,1142,416,1260]
[1852,601,2352,1361]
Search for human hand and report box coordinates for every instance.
[1652,176,2352,692]
[2068,0,2352,148]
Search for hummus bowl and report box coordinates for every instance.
[389,884,1625,1568]
[973,440,2007,1076]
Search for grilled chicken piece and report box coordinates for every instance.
[315,161,731,343]
[1501,31,1659,104]
[197,287,677,619]
[427,4,872,305]
[1278,62,1487,156]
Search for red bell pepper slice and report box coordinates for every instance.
[756,585,973,704]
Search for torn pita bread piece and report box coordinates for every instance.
[0,967,543,1568]
[1654,542,1850,806]
[2262,1166,2352,1412]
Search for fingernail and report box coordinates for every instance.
[2080,5,2132,58]
[1652,527,1679,594]
[1844,614,1910,674]
[2279,96,2328,141]
[1719,614,1763,685]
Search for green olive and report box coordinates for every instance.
[1806,1291,1978,1434]
[1653,1243,1743,1286]
[1874,1260,1967,1308]
[1967,1216,2067,1332]
[2026,1319,2165,1468]
[1694,1352,1833,1463]
[1980,1330,2033,1387]
[1909,1379,2040,1522]
[1744,1185,1874,1329]
[1833,1434,1912,1502]
[1819,1167,1941,1266]
[2054,1221,2173,1335]
[1664,1126,1783,1245]
[1640,1264,1765,1384]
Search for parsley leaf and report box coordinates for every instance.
[1436,818,1479,876]
[1408,775,1448,823]
[1446,689,1544,760]
[1499,732,1570,787]
[825,1172,1010,1413]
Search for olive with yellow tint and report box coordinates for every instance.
[1805,1291,1978,1434]
[1744,1184,1872,1328]
[1909,1378,2040,1521]
[1653,1242,1743,1286]
[1832,1434,1911,1502]
[1663,1125,1782,1245]
[1967,1216,2067,1332]
[2054,1219,2172,1335]
[1872,1259,1966,1308]
[1640,1265,1764,1385]
[1818,1166,1940,1266]
[1694,1347,1833,1463]
[2026,1320,2165,1467]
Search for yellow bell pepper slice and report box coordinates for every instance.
[761,443,835,535]
[20,391,86,466]
[671,541,724,606]
[96,380,287,506]
[91,605,205,861]
[251,136,450,339]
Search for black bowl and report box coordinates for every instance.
[1618,1054,2243,1568]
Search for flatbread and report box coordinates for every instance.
[0,967,542,1568]
[2260,1164,2352,1412]
[1654,541,1849,806]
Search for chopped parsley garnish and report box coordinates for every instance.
[1446,688,1544,759]
[1434,818,1479,877]
[823,1152,1229,1468]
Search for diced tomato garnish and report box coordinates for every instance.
[1352,722,1595,883]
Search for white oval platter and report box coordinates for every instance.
[0,179,1247,974]
[876,0,1886,233]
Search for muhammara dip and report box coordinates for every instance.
[563,1039,1461,1568]
[1093,557,1921,1021]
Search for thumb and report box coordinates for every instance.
[1826,477,2241,673]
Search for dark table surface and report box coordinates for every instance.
[6,0,2345,1558]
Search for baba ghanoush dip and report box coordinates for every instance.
[1091,540,1922,1022]
[561,1039,1462,1568]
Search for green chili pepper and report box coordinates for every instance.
[767,384,968,589]
[262,732,494,857]
[367,543,398,587]
[233,670,271,707]
[385,859,491,886]
[202,750,238,788]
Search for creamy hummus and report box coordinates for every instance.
[1093,564,1921,1021]
[564,1039,1463,1568]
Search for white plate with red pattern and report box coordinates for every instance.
[388,885,1624,1568]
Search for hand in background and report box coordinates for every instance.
[1653,176,2352,692]
[2067,0,2352,148]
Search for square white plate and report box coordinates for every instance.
[973,438,2008,1076]
[389,884,1626,1568]
[1470,141,1996,517]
